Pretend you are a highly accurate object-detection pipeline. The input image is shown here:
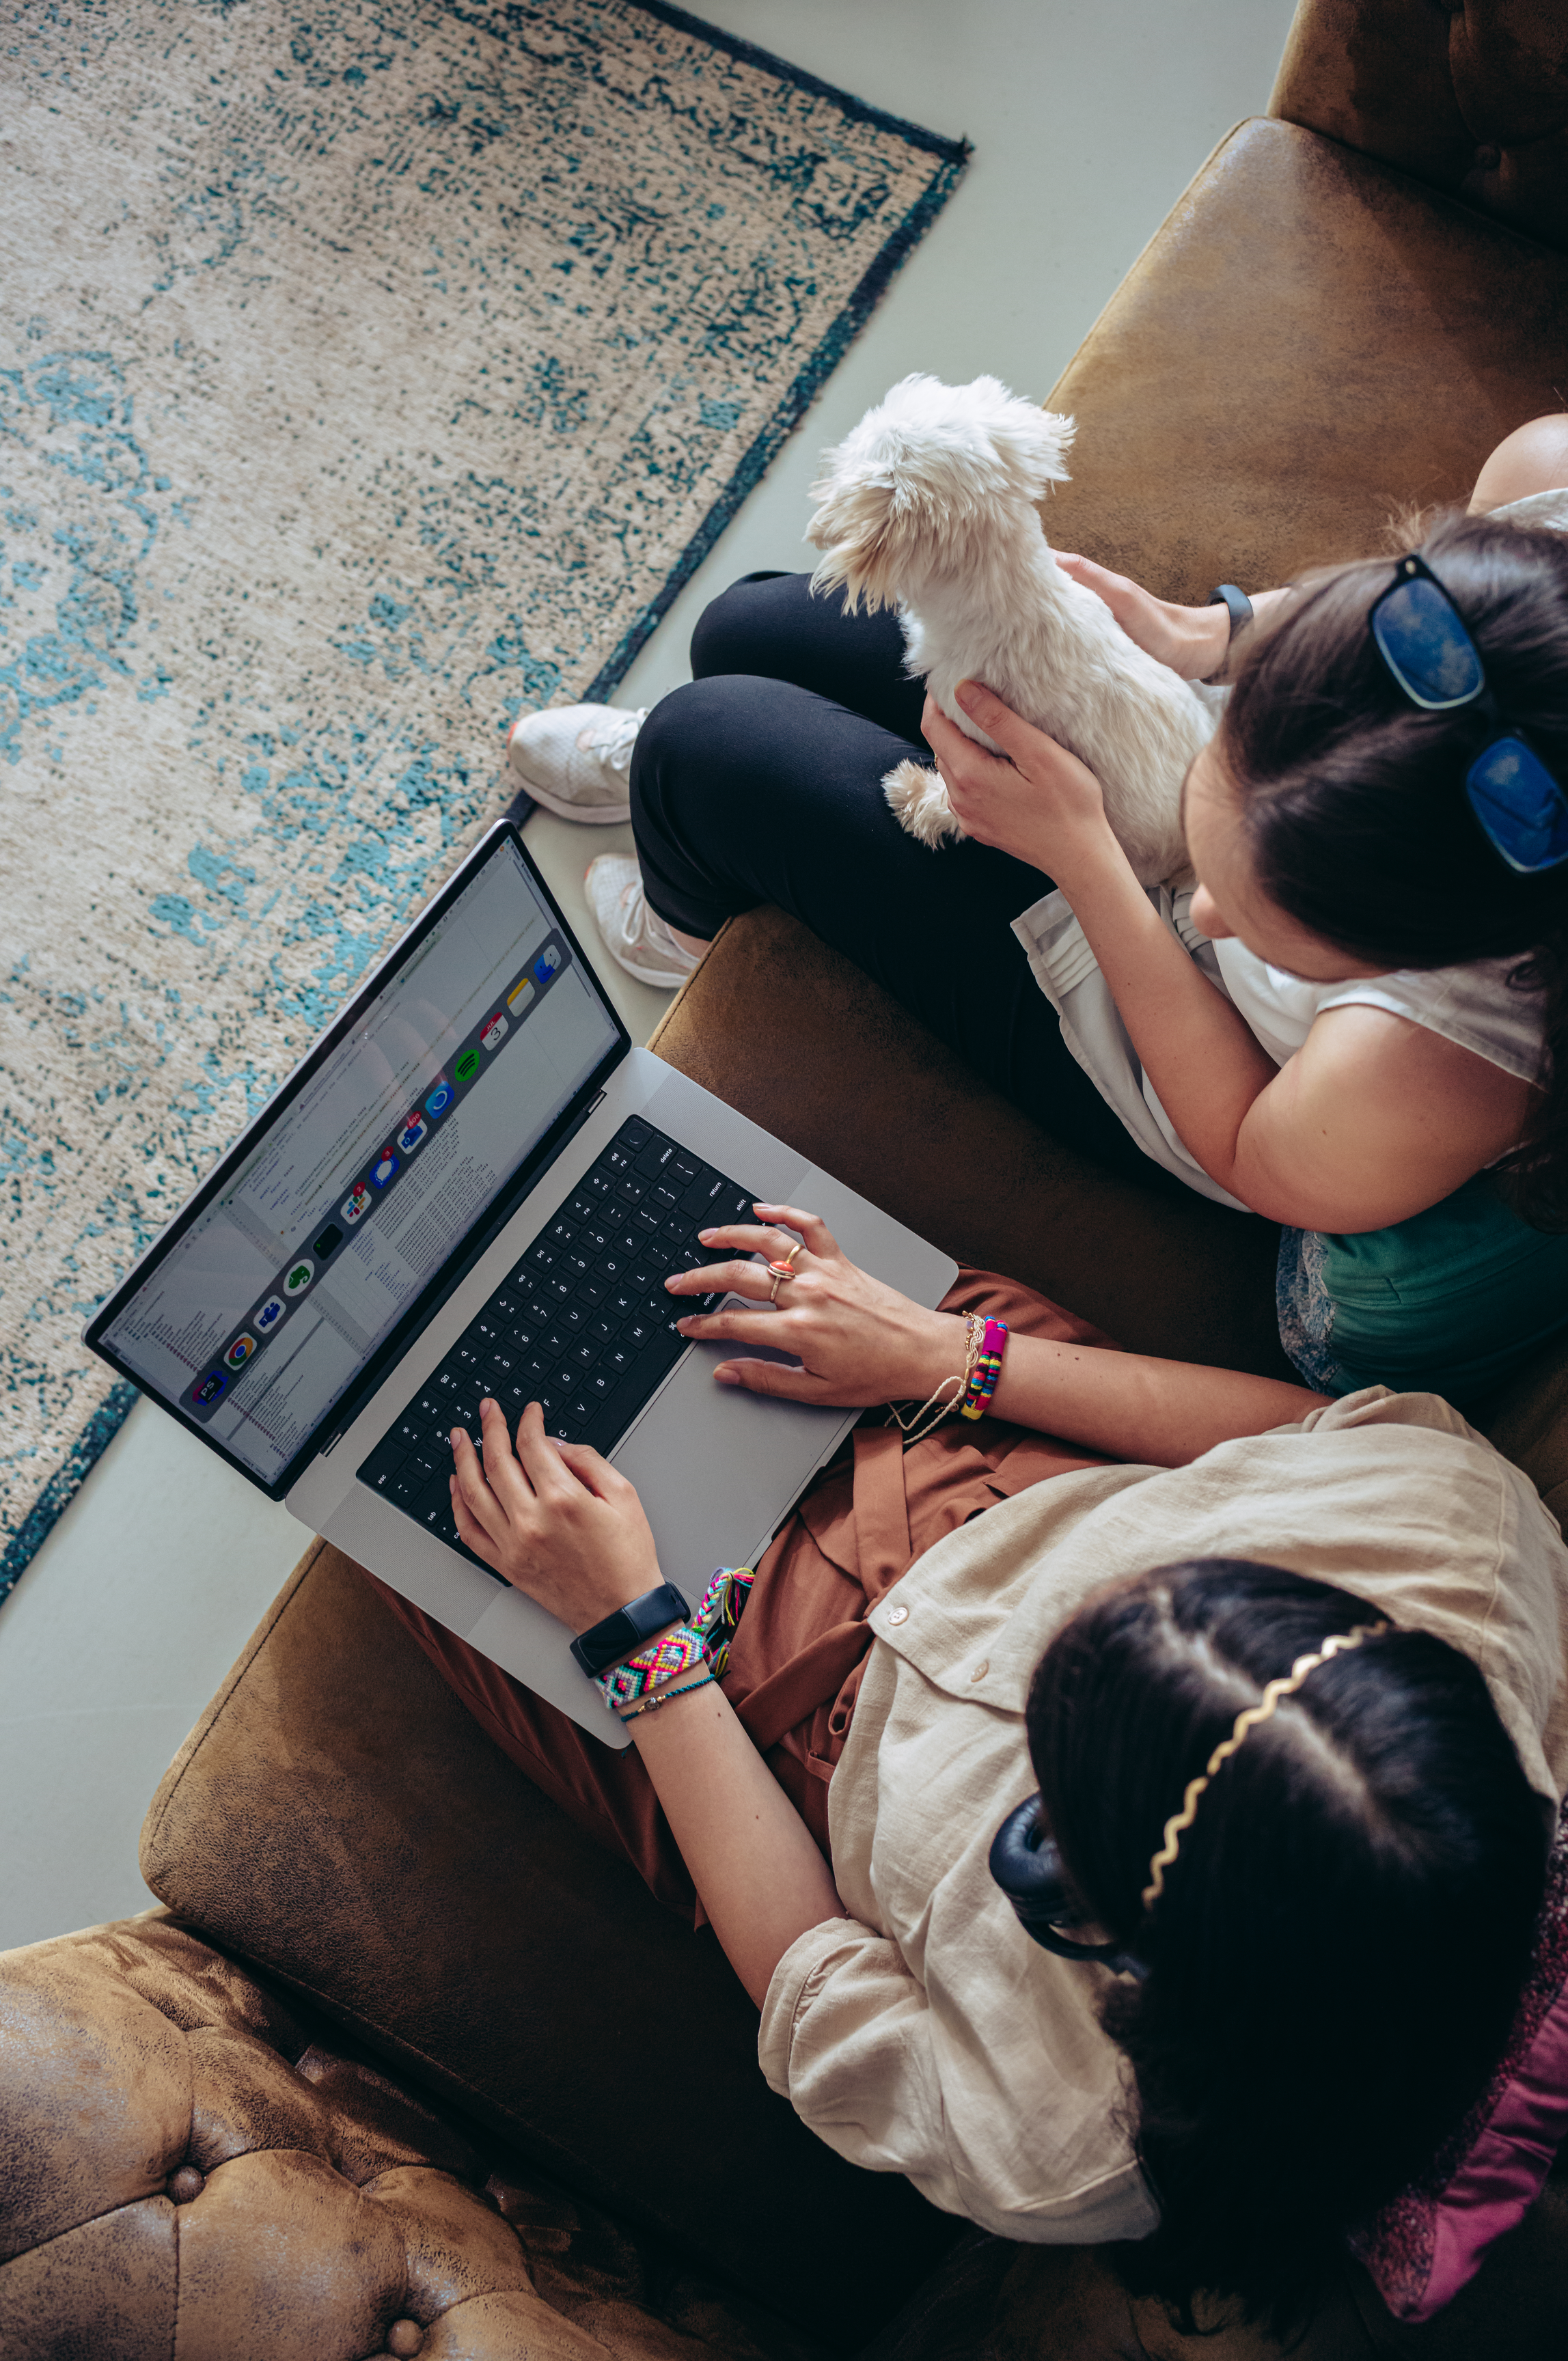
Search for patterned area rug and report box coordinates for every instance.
[0,0,966,1592]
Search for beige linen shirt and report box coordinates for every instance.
[757,1391,1568,2245]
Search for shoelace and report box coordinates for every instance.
[579,708,647,774]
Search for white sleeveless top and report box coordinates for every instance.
[1010,488,1562,1209]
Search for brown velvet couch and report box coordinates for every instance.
[6,4,1568,2353]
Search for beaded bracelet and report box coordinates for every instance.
[959,1317,1008,1420]
[618,1670,716,1723]
[887,1313,984,1448]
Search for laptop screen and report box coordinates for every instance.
[94,829,622,1486]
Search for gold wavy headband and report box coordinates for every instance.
[1140,1621,1392,1912]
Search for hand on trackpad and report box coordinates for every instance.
[716,1290,803,1370]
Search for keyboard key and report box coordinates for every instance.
[614,1174,647,1206]
[605,1344,633,1376]
[548,1216,579,1246]
[602,1143,634,1174]
[661,1214,690,1243]
[669,1152,700,1187]
[635,1138,676,1176]
[588,1314,619,1342]
[584,1170,614,1199]
[643,1243,672,1270]
[650,1180,682,1215]
[622,1117,652,1150]
[394,1414,427,1450]
[560,1302,588,1332]
[540,1274,574,1303]
[586,1370,615,1399]
[575,1277,607,1308]
[607,1287,637,1320]
[569,1340,600,1370]
[527,1239,560,1271]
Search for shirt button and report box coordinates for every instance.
[969,1659,989,1681]
[886,1605,909,1625]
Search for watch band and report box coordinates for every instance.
[1206,583,1254,640]
[570,1581,691,1680]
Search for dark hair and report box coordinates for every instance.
[1026,1558,1548,2336]
[1220,510,1568,1225]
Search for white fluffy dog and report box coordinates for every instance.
[805,372,1215,885]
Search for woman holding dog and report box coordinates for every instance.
[514,414,1568,1407]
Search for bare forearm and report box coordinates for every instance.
[989,1334,1328,1464]
[1061,842,1279,1193]
[629,1678,844,2005]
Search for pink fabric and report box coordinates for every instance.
[1354,1798,1568,2321]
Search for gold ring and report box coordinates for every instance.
[769,1272,782,1303]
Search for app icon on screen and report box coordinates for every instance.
[312,1222,343,1260]
[533,943,562,984]
[192,1370,227,1408]
[342,1183,372,1224]
[254,1296,286,1335]
[480,1012,508,1053]
[506,978,534,1017]
[454,1048,481,1085]
[284,1258,316,1294]
[372,1147,399,1188]
[424,1077,452,1118]
[396,1112,428,1156]
[224,1333,257,1371]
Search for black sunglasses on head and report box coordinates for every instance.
[1368,552,1568,874]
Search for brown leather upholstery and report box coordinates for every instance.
[134,1537,957,2354]
[1271,0,1568,252]
[0,1912,822,2359]
[1037,117,1568,603]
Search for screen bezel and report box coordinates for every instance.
[83,820,632,1501]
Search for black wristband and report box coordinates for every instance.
[570,1581,691,1679]
[1206,583,1254,641]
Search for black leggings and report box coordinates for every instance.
[629,570,1183,1196]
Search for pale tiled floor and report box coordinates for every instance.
[0,0,1299,1949]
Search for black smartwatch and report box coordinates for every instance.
[1206,582,1254,641]
[570,1582,691,1680]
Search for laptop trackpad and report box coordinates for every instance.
[611,1340,846,1573]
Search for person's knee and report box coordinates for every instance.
[629,677,732,829]
[1470,414,1568,513]
[689,570,798,678]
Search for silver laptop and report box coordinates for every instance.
[86,821,956,1748]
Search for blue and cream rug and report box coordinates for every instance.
[0,0,966,1593]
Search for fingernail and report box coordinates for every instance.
[664,1274,680,1289]
[676,1316,695,1331]
[714,1366,739,1386]
[450,1428,461,1448]
[955,679,977,706]
[698,1228,716,1242]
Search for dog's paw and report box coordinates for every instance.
[883,760,965,848]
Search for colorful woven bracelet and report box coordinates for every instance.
[689,1565,754,1676]
[959,1318,1008,1420]
[596,1623,706,1713]
[618,1671,716,1724]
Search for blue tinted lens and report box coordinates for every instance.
[1466,737,1568,873]
[1371,577,1485,708]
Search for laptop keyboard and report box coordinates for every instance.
[355,1116,758,1567]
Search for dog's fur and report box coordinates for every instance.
[806,373,1215,884]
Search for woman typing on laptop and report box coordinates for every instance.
[368,1207,1568,2334]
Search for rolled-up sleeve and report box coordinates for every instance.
[759,1919,950,2193]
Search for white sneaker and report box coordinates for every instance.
[506,702,646,823]
[584,855,701,990]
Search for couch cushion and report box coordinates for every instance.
[1034,116,1568,603]
[0,1914,822,2361]
[137,1541,956,2353]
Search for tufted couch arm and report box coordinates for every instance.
[0,1913,823,2360]
[1270,0,1568,251]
